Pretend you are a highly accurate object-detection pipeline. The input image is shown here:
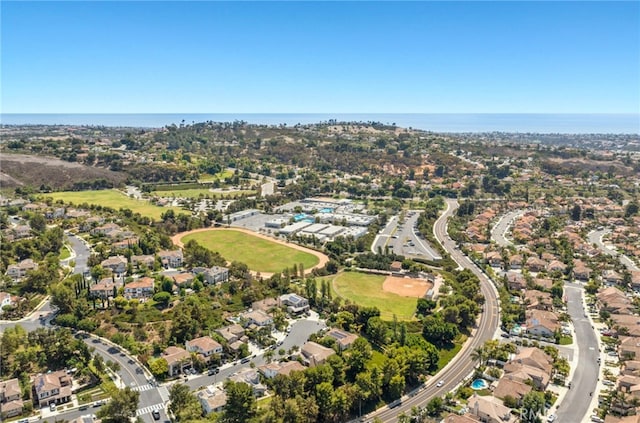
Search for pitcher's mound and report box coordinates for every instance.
[382,276,432,298]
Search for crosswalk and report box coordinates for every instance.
[130,383,154,392]
[136,402,164,416]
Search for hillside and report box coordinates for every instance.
[0,153,126,190]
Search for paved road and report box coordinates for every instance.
[361,199,500,423]
[371,215,399,254]
[556,283,599,423]
[184,319,326,390]
[490,210,524,247]
[1,232,170,422]
[588,229,639,272]
[0,300,55,333]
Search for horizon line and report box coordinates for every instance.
[2,112,639,115]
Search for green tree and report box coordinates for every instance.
[220,380,257,423]
[625,202,639,217]
[221,381,256,423]
[346,337,372,376]
[315,382,334,421]
[416,298,435,317]
[29,214,47,232]
[23,264,59,294]
[97,387,139,423]
[51,283,76,314]
[366,316,388,346]
[422,313,459,347]
[570,204,582,221]
[388,373,405,399]
[169,383,202,421]
[153,291,171,307]
[503,395,519,408]
[425,396,443,416]
[148,357,169,378]
[521,391,546,423]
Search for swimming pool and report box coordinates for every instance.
[471,379,488,390]
[293,213,308,222]
[320,208,334,213]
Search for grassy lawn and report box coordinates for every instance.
[559,335,573,345]
[181,230,319,274]
[59,245,71,260]
[436,340,464,372]
[43,189,184,220]
[151,188,255,199]
[330,272,417,321]
[199,169,235,182]
[257,395,273,410]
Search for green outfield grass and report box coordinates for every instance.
[151,188,255,199]
[330,272,417,321]
[44,190,184,220]
[181,230,320,274]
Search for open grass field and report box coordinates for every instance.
[330,272,418,321]
[151,188,255,199]
[180,229,320,274]
[198,169,235,182]
[44,189,184,220]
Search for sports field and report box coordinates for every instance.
[179,229,322,274]
[331,272,418,321]
[44,190,183,220]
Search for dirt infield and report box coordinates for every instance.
[382,276,432,298]
[171,227,329,277]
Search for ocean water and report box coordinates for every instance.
[1,113,639,134]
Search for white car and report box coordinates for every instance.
[436,380,444,388]
[547,414,557,422]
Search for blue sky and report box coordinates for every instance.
[2,1,639,113]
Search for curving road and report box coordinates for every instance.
[0,233,170,422]
[490,209,524,247]
[588,229,639,272]
[359,199,500,422]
